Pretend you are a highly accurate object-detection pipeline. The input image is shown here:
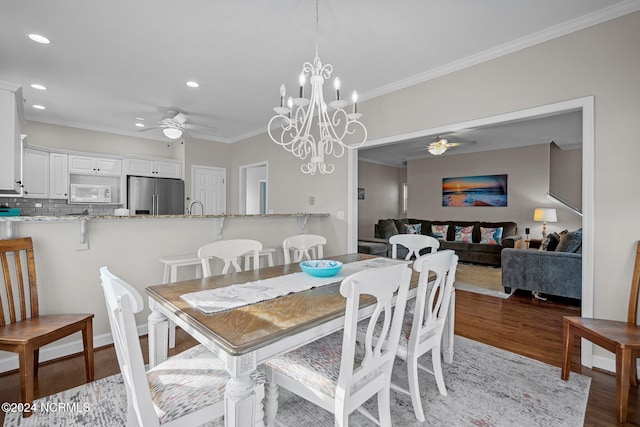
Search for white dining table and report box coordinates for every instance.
[145,253,455,427]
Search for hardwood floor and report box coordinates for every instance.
[0,289,636,426]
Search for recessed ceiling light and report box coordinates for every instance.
[28,34,51,44]
[33,104,46,110]
[135,117,145,121]
[186,81,200,88]
[30,84,47,90]
[135,123,145,128]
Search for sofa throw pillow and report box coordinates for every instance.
[539,231,562,251]
[480,227,503,245]
[405,223,422,235]
[454,225,474,242]
[394,218,409,234]
[555,228,582,253]
[379,219,399,240]
[430,224,449,240]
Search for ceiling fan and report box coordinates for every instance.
[425,135,476,155]
[137,110,217,140]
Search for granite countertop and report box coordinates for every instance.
[0,213,330,222]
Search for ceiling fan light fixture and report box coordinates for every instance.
[428,146,447,155]
[162,127,182,139]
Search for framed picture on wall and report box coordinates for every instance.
[442,174,508,207]
[358,188,365,200]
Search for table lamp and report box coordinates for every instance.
[533,208,557,236]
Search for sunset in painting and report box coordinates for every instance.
[442,175,508,207]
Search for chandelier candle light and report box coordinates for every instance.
[268,1,367,175]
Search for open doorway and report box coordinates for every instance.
[239,161,268,214]
[348,96,594,365]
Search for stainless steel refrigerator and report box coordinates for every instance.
[127,175,184,215]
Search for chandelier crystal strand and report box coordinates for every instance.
[267,1,367,175]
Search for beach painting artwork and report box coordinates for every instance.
[442,174,508,207]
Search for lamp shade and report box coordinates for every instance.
[533,208,557,223]
[162,127,183,139]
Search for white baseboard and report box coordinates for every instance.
[0,324,148,374]
[592,354,615,374]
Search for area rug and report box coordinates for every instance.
[454,262,512,299]
[4,336,590,427]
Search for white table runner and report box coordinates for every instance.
[181,257,409,314]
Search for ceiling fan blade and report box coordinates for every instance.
[185,123,218,132]
[173,112,188,124]
[136,126,163,132]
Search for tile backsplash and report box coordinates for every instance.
[0,197,118,216]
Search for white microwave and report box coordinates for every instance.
[69,184,112,203]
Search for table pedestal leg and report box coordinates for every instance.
[265,377,279,427]
[224,353,264,427]
[442,289,455,364]
[147,302,168,368]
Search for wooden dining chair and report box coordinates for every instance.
[394,249,458,421]
[562,241,640,423]
[282,234,327,264]
[0,237,94,417]
[389,234,440,260]
[197,239,262,277]
[100,266,265,427]
[266,263,412,426]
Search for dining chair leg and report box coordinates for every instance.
[406,356,425,422]
[377,384,393,427]
[33,348,39,377]
[616,347,632,423]
[561,320,573,380]
[432,344,447,396]
[335,398,348,427]
[18,346,35,417]
[83,319,95,381]
[631,355,638,388]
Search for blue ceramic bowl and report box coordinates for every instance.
[299,260,343,277]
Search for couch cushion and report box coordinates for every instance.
[454,225,474,242]
[404,223,422,234]
[440,241,469,252]
[480,221,517,238]
[394,218,409,234]
[556,229,582,253]
[430,224,449,240]
[480,226,503,245]
[473,243,503,255]
[378,219,399,239]
[539,232,561,251]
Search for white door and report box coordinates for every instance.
[192,165,226,214]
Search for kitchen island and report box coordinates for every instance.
[0,212,333,374]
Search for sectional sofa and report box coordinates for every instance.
[366,218,522,266]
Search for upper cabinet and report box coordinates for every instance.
[124,157,181,179]
[23,148,50,198]
[0,82,25,195]
[49,152,69,199]
[69,154,122,176]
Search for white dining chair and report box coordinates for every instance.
[282,234,327,264]
[198,239,262,276]
[265,263,412,427]
[396,249,458,421]
[99,266,265,427]
[389,234,440,260]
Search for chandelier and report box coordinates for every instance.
[267,1,367,175]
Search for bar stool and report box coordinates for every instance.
[243,247,276,270]
[158,253,203,348]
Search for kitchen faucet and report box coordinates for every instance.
[187,200,204,215]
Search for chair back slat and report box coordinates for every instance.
[282,234,327,264]
[411,250,458,345]
[198,239,263,277]
[627,241,640,324]
[389,234,440,260]
[0,238,39,326]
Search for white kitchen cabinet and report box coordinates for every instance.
[69,154,122,176]
[124,157,182,179]
[49,152,69,199]
[0,82,25,195]
[23,148,50,198]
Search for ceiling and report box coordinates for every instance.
[358,110,584,167]
[1,1,638,144]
